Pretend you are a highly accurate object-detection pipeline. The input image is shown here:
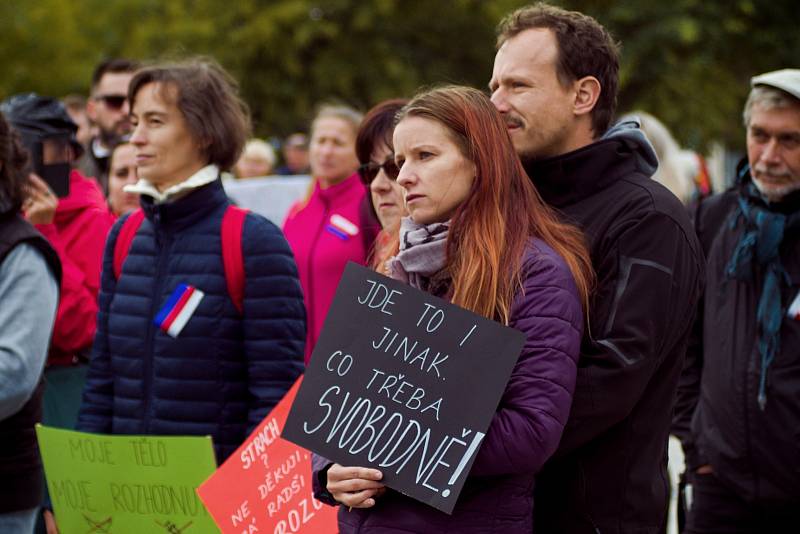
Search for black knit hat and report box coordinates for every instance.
[0,93,84,160]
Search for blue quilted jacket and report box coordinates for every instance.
[77,179,305,461]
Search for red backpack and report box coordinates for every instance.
[112,206,249,314]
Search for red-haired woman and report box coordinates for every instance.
[312,86,593,532]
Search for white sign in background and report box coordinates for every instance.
[222,175,311,226]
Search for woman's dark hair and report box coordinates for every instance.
[0,112,31,213]
[355,99,409,165]
[129,58,251,171]
[355,99,409,226]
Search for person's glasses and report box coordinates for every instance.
[358,157,399,184]
[95,94,127,110]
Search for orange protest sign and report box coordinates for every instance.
[197,378,338,533]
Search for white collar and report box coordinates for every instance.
[91,138,112,159]
[124,164,219,203]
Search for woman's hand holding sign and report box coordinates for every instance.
[327,464,386,508]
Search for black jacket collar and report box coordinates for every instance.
[524,134,655,209]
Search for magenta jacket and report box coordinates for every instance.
[282,173,378,364]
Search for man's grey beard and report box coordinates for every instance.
[752,174,800,203]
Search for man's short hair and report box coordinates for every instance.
[496,2,620,135]
[62,94,87,113]
[91,58,139,92]
[284,133,308,150]
[129,58,251,171]
[743,86,800,127]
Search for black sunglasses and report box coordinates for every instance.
[95,94,127,110]
[358,157,399,184]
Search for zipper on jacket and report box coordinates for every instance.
[142,211,171,433]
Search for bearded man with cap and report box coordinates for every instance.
[673,68,800,533]
[1,94,115,433]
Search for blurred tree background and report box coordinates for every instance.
[1,0,797,151]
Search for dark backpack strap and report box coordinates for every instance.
[222,206,249,314]
[113,209,145,280]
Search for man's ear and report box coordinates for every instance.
[573,76,601,117]
[86,98,98,123]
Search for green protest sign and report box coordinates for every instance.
[36,424,219,533]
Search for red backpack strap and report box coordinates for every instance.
[221,206,249,314]
[113,209,145,280]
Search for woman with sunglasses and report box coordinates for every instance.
[313,86,593,533]
[355,99,408,234]
[283,105,380,364]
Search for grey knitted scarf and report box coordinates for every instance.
[387,217,450,294]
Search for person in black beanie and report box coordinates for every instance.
[673,69,800,533]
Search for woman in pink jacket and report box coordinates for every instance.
[283,105,379,364]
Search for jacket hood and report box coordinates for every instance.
[524,119,659,208]
[601,117,659,176]
[54,170,109,223]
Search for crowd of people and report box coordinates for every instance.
[0,2,798,533]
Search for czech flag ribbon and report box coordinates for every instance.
[325,213,360,241]
[154,283,205,338]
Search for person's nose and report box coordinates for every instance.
[130,122,146,146]
[371,171,393,193]
[760,138,782,166]
[490,87,509,113]
[319,141,335,157]
[396,164,415,189]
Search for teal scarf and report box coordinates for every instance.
[725,177,800,410]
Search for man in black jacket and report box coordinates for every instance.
[490,4,704,532]
[673,69,800,533]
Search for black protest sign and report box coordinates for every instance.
[282,262,524,514]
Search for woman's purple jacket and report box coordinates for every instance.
[312,238,584,533]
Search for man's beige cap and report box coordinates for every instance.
[751,68,800,100]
